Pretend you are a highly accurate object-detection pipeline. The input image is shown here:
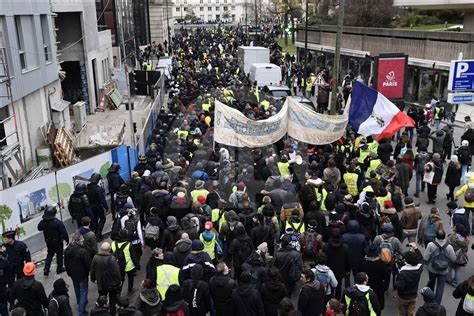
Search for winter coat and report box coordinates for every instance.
[297,280,325,316]
[161,299,190,316]
[358,257,388,309]
[394,253,424,300]
[174,239,192,268]
[181,265,213,316]
[400,205,422,230]
[161,223,181,252]
[343,284,380,316]
[90,253,121,291]
[48,292,73,316]
[430,131,445,153]
[9,276,49,315]
[260,279,288,316]
[232,283,265,316]
[90,307,112,316]
[395,161,412,190]
[79,226,98,258]
[64,243,91,281]
[416,302,447,316]
[229,227,254,270]
[209,274,237,316]
[418,214,444,245]
[135,288,161,316]
[378,141,393,164]
[453,279,474,316]
[241,252,268,290]
[341,221,367,272]
[425,160,444,185]
[182,251,215,282]
[451,209,471,236]
[322,238,351,281]
[445,161,462,187]
[273,246,303,286]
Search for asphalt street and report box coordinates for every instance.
[31,121,473,316]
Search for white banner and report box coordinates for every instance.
[287,98,348,145]
[214,100,288,147]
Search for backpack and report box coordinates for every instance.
[288,255,301,282]
[315,268,330,292]
[124,217,139,240]
[111,217,122,241]
[48,296,59,316]
[113,241,128,271]
[289,221,304,236]
[379,237,393,263]
[463,293,474,313]
[347,292,371,316]
[164,309,186,316]
[303,231,321,257]
[263,216,277,234]
[455,248,469,266]
[465,188,474,203]
[424,217,437,243]
[324,192,336,211]
[238,238,253,262]
[115,193,129,213]
[431,241,450,271]
[144,222,161,241]
[398,144,408,158]
[102,256,121,290]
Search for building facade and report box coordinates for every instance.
[149,0,174,46]
[173,0,245,23]
[0,0,64,187]
[51,0,113,114]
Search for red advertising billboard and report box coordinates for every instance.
[374,54,408,99]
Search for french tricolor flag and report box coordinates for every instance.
[349,81,415,141]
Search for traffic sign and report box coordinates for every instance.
[448,60,474,91]
[447,92,474,104]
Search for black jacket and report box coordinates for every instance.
[90,307,112,316]
[64,243,91,281]
[297,281,325,316]
[394,250,423,300]
[260,279,288,316]
[0,257,8,302]
[37,217,69,245]
[273,246,303,286]
[341,221,367,272]
[135,288,161,316]
[358,257,388,309]
[90,253,121,291]
[323,238,351,280]
[343,284,381,316]
[416,302,446,316]
[173,239,192,268]
[209,274,237,316]
[453,280,474,316]
[48,293,74,316]
[9,276,49,315]
[232,283,265,316]
[181,265,213,316]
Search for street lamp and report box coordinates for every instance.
[330,0,345,115]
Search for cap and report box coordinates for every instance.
[2,230,15,239]
[23,262,36,277]
[143,170,151,177]
[404,197,414,205]
[419,287,435,302]
[195,180,205,189]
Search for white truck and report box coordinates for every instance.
[238,46,270,74]
[249,63,282,87]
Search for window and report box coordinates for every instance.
[176,7,180,11]
[184,7,188,11]
[231,6,235,9]
[40,15,51,63]
[224,0,227,3]
[208,6,211,10]
[14,17,26,70]
[200,6,204,11]
[200,0,203,3]
[216,6,219,11]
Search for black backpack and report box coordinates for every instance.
[48,296,59,316]
[237,238,253,263]
[111,217,122,241]
[124,217,139,240]
[112,241,128,271]
[348,293,371,316]
[324,191,337,211]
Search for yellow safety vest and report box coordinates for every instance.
[363,185,374,193]
[211,208,226,230]
[235,68,240,75]
[367,141,379,154]
[314,188,328,212]
[191,189,209,202]
[344,173,359,196]
[345,293,376,316]
[277,162,290,176]
[200,233,217,260]
[111,241,135,272]
[146,63,152,71]
[377,192,392,209]
[435,107,442,120]
[177,130,188,139]
[358,148,370,164]
[285,221,305,234]
[305,79,312,92]
[366,159,382,178]
[156,264,180,300]
[202,102,211,112]
[260,100,270,111]
[254,86,260,103]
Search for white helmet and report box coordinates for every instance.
[462,140,469,147]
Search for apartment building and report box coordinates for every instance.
[173,0,246,23]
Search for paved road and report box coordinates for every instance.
[32,121,472,315]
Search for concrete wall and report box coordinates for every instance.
[150,0,174,45]
[298,25,474,63]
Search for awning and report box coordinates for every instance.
[50,99,70,112]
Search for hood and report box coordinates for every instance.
[235,225,247,238]
[314,265,331,274]
[21,276,35,289]
[201,230,215,242]
[328,237,343,248]
[175,239,192,252]
[211,274,233,287]
[346,220,360,233]
[346,284,370,298]
[280,181,294,191]
[166,216,179,231]
[236,283,255,297]
[79,226,92,235]
[139,289,160,306]
[164,300,186,313]
[246,251,265,266]
[454,208,467,215]
[303,280,321,291]
[224,210,239,222]
[419,302,441,314]
[190,264,204,281]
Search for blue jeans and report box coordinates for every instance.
[447,265,460,287]
[73,278,89,316]
[435,119,441,130]
[462,164,469,184]
[427,272,447,304]
[416,171,425,194]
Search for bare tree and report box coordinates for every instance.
[344,0,394,27]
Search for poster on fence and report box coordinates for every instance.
[287,98,348,145]
[214,100,288,147]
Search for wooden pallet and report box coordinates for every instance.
[53,128,76,167]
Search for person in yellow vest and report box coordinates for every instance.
[344,272,380,316]
[154,251,180,300]
[277,155,290,177]
[260,98,271,111]
[211,207,226,231]
[365,152,382,178]
[202,97,212,112]
[376,186,392,211]
[343,166,360,199]
[254,84,260,103]
[284,209,305,234]
[454,175,474,231]
[366,136,379,154]
[199,221,222,264]
[357,140,371,182]
[111,229,140,294]
[191,180,209,203]
[305,77,312,97]
[309,73,317,97]
[354,135,366,151]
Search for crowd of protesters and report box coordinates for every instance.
[1,25,474,316]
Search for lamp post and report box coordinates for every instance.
[303,0,309,77]
[330,0,345,114]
